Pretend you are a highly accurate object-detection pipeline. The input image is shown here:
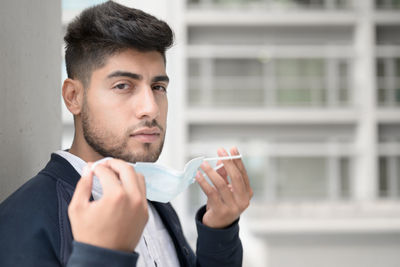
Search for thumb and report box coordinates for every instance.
[70,166,93,206]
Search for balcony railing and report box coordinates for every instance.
[188,57,352,108]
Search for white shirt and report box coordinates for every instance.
[55,150,180,267]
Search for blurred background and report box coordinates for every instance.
[61,1,400,266]
[1,0,400,266]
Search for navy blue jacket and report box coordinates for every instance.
[0,153,242,266]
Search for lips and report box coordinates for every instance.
[130,127,161,143]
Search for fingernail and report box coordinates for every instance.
[201,161,210,169]
[220,148,228,156]
[195,171,201,179]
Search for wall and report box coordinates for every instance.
[0,0,62,202]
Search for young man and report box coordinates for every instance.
[0,1,253,266]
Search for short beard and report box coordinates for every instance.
[81,96,165,163]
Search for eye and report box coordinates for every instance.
[112,83,130,90]
[152,84,167,93]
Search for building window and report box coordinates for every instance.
[188,58,351,107]
[376,0,400,9]
[377,58,400,107]
[379,156,400,198]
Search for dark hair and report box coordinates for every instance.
[64,1,174,87]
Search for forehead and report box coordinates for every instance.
[96,49,166,77]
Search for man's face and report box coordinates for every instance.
[81,49,168,163]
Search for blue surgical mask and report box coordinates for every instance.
[90,154,242,203]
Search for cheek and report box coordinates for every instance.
[158,97,168,121]
[89,100,124,129]
[85,90,133,137]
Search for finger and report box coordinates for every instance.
[216,160,228,184]
[92,162,122,196]
[230,147,252,197]
[103,158,141,197]
[200,161,235,206]
[195,171,222,206]
[217,148,246,196]
[70,165,93,207]
[136,173,147,199]
[228,184,233,192]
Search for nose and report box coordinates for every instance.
[135,86,160,120]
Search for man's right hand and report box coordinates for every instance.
[68,158,148,252]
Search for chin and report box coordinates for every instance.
[125,142,163,162]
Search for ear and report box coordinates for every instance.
[62,78,85,115]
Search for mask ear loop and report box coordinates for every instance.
[203,155,242,171]
[91,157,113,171]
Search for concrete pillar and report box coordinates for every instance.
[353,0,378,200]
[0,0,62,201]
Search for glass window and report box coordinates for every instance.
[376,0,400,9]
[187,58,264,107]
[396,58,400,77]
[376,0,386,8]
[376,58,400,106]
[275,59,325,106]
[340,157,351,198]
[188,57,351,108]
[187,59,202,105]
[379,155,400,198]
[338,61,350,105]
[214,59,263,106]
[293,0,324,8]
[379,156,400,198]
[377,59,385,77]
[378,87,387,105]
[336,0,351,9]
[274,157,328,200]
[377,59,386,105]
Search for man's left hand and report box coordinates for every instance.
[196,147,253,228]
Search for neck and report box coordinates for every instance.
[69,125,103,163]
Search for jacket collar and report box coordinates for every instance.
[39,153,81,189]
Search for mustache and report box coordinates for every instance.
[128,119,164,133]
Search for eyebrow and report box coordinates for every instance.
[107,71,169,83]
[152,75,169,83]
[107,71,141,80]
